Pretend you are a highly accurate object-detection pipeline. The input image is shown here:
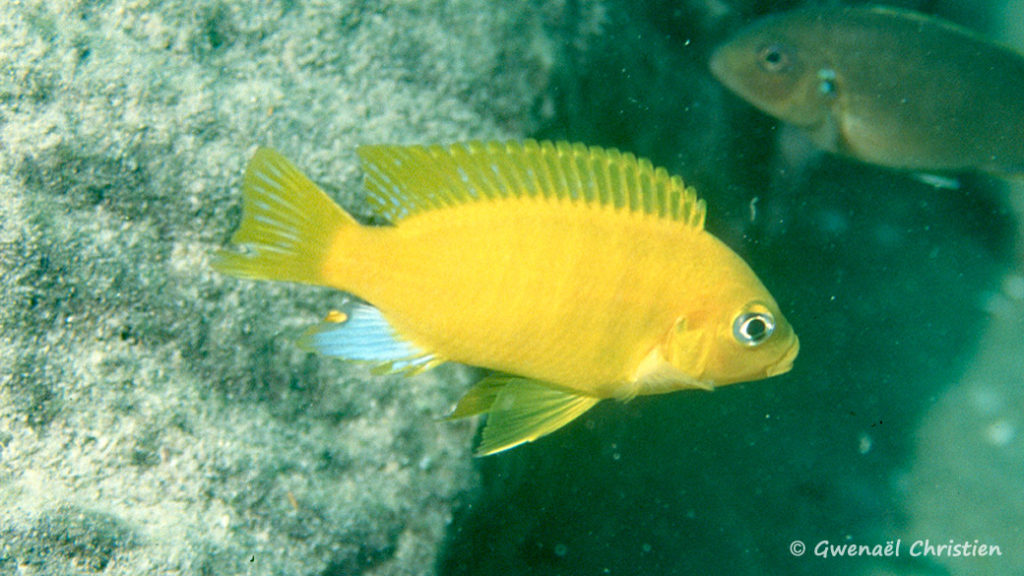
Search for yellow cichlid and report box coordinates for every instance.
[710,6,1024,174]
[213,141,798,455]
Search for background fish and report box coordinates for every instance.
[214,141,798,455]
[709,5,1024,174]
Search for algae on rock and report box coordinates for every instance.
[0,1,583,574]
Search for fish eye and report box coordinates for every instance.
[733,310,775,347]
[757,43,792,73]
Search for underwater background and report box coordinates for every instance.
[0,1,1020,575]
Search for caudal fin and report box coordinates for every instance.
[212,148,357,285]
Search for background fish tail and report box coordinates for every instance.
[212,148,357,285]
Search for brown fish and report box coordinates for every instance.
[710,6,1024,174]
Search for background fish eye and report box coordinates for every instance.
[733,311,775,346]
[757,43,792,73]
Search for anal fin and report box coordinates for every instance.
[297,303,441,375]
[449,375,600,456]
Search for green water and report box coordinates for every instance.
[0,1,1020,575]
[441,2,1021,575]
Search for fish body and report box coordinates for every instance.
[214,141,798,455]
[710,6,1024,174]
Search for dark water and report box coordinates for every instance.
[441,2,1015,575]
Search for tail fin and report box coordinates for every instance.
[212,147,358,285]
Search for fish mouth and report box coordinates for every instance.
[708,45,752,109]
[766,336,800,377]
[708,46,728,83]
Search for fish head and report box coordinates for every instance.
[709,12,836,132]
[665,244,799,387]
[715,297,798,383]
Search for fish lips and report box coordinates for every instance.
[708,45,729,82]
[766,336,800,377]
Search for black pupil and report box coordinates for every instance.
[744,317,768,340]
[759,45,788,72]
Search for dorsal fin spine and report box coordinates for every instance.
[560,145,579,202]
[579,151,596,204]
[625,156,640,211]
[599,149,616,207]
[469,143,493,199]
[507,144,533,198]
[660,169,671,216]
[356,140,705,228]
[430,147,458,210]
[605,156,620,208]
[555,142,576,200]
[567,142,588,203]
[515,141,539,199]
[578,150,593,203]
[481,143,507,199]
[531,142,551,200]
[653,167,666,217]
[447,144,478,200]
[542,142,562,200]
[626,154,640,210]
[650,169,662,216]
[643,160,656,214]
[670,180,683,220]
[413,147,443,211]
[640,159,654,214]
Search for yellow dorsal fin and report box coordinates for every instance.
[447,375,601,456]
[357,140,706,227]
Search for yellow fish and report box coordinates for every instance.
[213,141,798,455]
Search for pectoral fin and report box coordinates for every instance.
[449,375,600,456]
[910,172,961,190]
[632,345,714,395]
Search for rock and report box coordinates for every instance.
[0,1,577,573]
[904,291,1024,576]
